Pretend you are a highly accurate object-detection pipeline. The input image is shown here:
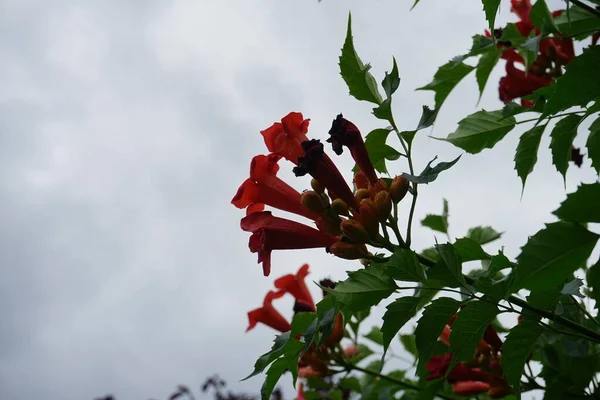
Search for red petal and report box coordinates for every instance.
[452,381,491,396]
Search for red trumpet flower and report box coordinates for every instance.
[274,264,316,311]
[246,290,291,333]
[260,112,310,164]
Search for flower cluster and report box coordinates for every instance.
[232,112,411,276]
[491,0,575,107]
[426,314,510,398]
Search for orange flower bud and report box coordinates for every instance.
[331,198,349,216]
[311,178,325,194]
[390,176,410,203]
[316,216,341,236]
[358,201,379,237]
[326,313,344,345]
[374,191,392,221]
[301,190,325,213]
[368,179,388,197]
[340,219,369,243]
[343,344,360,358]
[452,381,490,396]
[353,171,369,190]
[356,188,371,203]
[330,241,369,260]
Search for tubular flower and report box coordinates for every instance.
[499,61,552,105]
[232,154,321,221]
[246,290,291,333]
[327,114,378,184]
[452,381,491,397]
[260,112,310,164]
[296,382,307,400]
[293,140,360,211]
[241,211,338,276]
[274,264,316,311]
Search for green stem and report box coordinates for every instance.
[573,295,600,330]
[517,110,585,125]
[568,0,600,18]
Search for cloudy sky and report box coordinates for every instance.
[1,0,597,399]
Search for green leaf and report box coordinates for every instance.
[514,124,546,189]
[553,183,600,223]
[260,340,303,400]
[339,13,383,105]
[339,377,362,393]
[415,379,445,400]
[500,23,527,47]
[448,299,499,371]
[421,215,448,234]
[243,332,292,380]
[475,46,501,98]
[481,0,502,33]
[466,226,503,245]
[326,264,397,312]
[417,61,474,109]
[453,237,491,262]
[530,0,559,32]
[501,320,544,389]
[512,221,600,292]
[542,46,600,116]
[364,326,384,346]
[421,247,439,263]
[482,250,513,276]
[400,334,418,358]
[401,155,461,184]
[549,114,584,181]
[415,298,460,370]
[519,35,542,71]
[416,105,438,131]
[554,6,600,39]
[385,248,427,283]
[474,274,513,300]
[381,297,421,356]
[469,34,495,55]
[315,295,338,346]
[373,98,396,128]
[382,57,400,98]
[351,343,374,364]
[442,110,516,154]
[587,258,600,308]
[587,117,600,174]
[360,128,402,175]
[502,101,530,118]
[561,278,584,298]
[436,243,469,289]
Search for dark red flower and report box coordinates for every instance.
[499,61,552,105]
[293,139,360,211]
[232,154,320,221]
[274,264,315,311]
[571,146,584,167]
[452,381,491,397]
[240,211,338,276]
[260,112,310,164]
[246,290,291,333]
[327,114,378,184]
[425,354,489,383]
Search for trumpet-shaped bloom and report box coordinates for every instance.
[246,290,290,333]
[274,264,315,311]
[260,112,310,164]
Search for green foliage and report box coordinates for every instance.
[382,57,400,98]
[339,13,383,105]
[436,243,469,289]
[481,0,502,33]
[466,226,503,245]
[364,326,384,346]
[553,183,600,223]
[475,45,501,98]
[587,117,600,174]
[561,278,584,298]
[384,248,427,283]
[421,199,449,234]
[381,297,421,357]
[587,258,600,308]
[549,115,584,181]
[501,320,544,390]
[417,61,474,109]
[399,334,418,359]
[261,341,302,400]
[244,332,294,380]
[515,124,546,189]
[442,110,516,153]
[453,237,491,262]
[553,5,600,38]
[530,0,559,32]
[512,222,600,292]
[415,297,460,371]
[360,128,402,174]
[448,298,499,371]
[401,155,461,184]
[325,264,397,312]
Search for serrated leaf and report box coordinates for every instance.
[474,274,513,300]
[481,0,502,33]
[385,248,427,283]
[360,128,402,174]
[530,0,559,33]
[417,105,438,131]
[415,379,445,400]
[260,340,303,400]
[470,34,495,55]
[466,226,503,245]
[587,117,600,174]
[501,320,544,389]
[515,124,546,189]
[373,98,395,127]
[520,34,542,70]
[512,222,600,292]
[417,61,474,109]
[315,295,337,346]
[326,264,397,312]
[401,155,461,184]
[475,47,500,98]
[453,238,491,262]
[339,13,383,105]
[421,214,448,234]
[502,101,530,118]
[561,278,585,298]
[554,6,600,39]
[448,299,499,371]
[243,332,292,380]
[364,326,384,346]
[400,334,418,358]
[415,298,460,371]
[483,250,513,275]
[542,46,600,116]
[442,110,516,154]
[339,377,362,393]
[553,183,600,223]
[382,57,400,98]
[436,243,469,289]
[549,114,584,181]
[382,297,421,356]
[421,247,439,263]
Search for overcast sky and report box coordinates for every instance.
[1,1,598,399]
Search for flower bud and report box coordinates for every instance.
[488,384,512,399]
[358,202,379,237]
[368,179,388,197]
[331,198,349,216]
[325,313,344,346]
[452,381,490,397]
[311,178,325,194]
[390,176,410,203]
[340,219,369,243]
[344,344,360,359]
[353,171,369,190]
[316,216,341,236]
[355,188,371,203]
[330,241,369,260]
[301,191,325,213]
[374,191,392,221]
